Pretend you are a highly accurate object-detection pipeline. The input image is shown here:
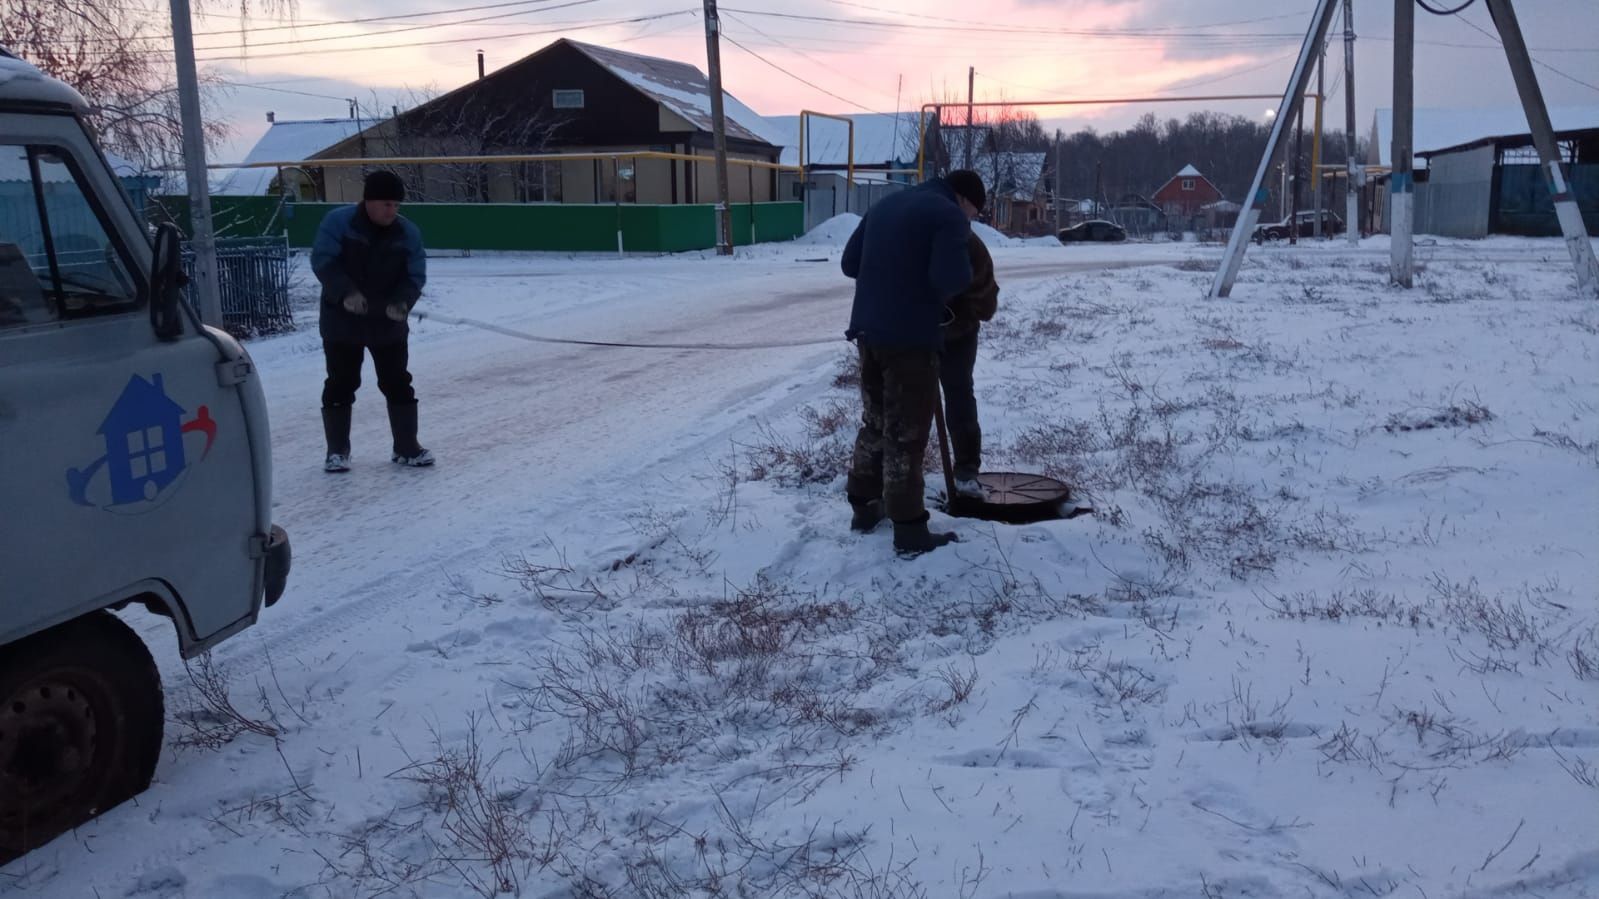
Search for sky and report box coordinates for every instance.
[132,0,1599,163]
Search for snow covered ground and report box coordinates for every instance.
[4,234,1597,898]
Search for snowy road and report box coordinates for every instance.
[237,251,1143,678]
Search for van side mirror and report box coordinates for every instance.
[150,223,185,340]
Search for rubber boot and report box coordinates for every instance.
[849,496,885,534]
[322,405,352,473]
[893,513,959,558]
[387,401,435,467]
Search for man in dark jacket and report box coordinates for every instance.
[942,232,999,498]
[313,170,432,472]
[841,170,985,557]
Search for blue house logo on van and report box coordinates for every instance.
[66,373,217,510]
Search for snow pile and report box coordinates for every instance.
[795,212,863,247]
[973,220,1025,248]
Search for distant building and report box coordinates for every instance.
[1415,127,1598,238]
[1367,105,1599,235]
[1152,164,1225,221]
[214,118,366,198]
[309,39,783,205]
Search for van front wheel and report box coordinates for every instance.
[0,612,163,865]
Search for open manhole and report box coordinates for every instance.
[945,471,1089,523]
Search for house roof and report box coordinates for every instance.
[216,118,367,195]
[567,41,780,146]
[763,113,921,168]
[1153,163,1220,198]
[1369,105,1599,168]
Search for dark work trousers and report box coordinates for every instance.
[845,342,941,523]
[939,326,981,482]
[321,341,416,408]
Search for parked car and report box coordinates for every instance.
[1058,220,1127,243]
[0,49,290,862]
[1252,210,1345,242]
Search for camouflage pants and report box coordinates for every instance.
[846,342,940,522]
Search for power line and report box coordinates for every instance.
[720,11,899,105]
[182,10,695,62]
[1453,10,1599,93]
[184,0,601,54]
[719,33,876,114]
[71,0,605,43]
[220,79,351,101]
[718,8,1305,41]
[1416,0,1478,14]
[817,0,1319,34]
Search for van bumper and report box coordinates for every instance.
[264,524,290,607]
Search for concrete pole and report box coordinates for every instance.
[169,0,221,327]
[1484,0,1599,296]
[1391,0,1415,288]
[703,0,734,256]
[1210,0,1340,298]
[1344,0,1360,245]
[1313,46,1325,239]
[1291,103,1304,245]
[965,66,975,170]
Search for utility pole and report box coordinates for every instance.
[1290,103,1303,245]
[1344,0,1360,246]
[1209,0,1340,299]
[965,66,975,170]
[1484,0,1599,296]
[1313,43,1325,238]
[1093,161,1103,218]
[1391,0,1415,287]
[702,0,734,256]
[1053,137,1063,235]
[168,0,221,327]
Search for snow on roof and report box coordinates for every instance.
[763,113,920,168]
[0,51,87,110]
[568,41,779,146]
[214,118,367,195]
[1176,164,1202,178]
[1370,105,1599,168]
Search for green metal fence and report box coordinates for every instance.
[151,196,806,253]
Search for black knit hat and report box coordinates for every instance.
[946,169,986,211]
[363,170,406,202]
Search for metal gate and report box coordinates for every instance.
[182,235,294,338]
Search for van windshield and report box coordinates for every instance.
[1,144,139,329]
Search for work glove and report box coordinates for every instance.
[385,303,408,322]
[342,290,367,314]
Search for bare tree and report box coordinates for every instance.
[358,87,564,204]
[0,0,230,171]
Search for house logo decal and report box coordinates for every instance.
[66,374,217,509]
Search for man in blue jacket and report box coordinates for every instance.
[841,170,985,557]
[313,170,432,472]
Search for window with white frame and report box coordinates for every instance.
[552,90,585,109]
[1181,178,1195,191]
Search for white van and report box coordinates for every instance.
[0,50,289,861]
